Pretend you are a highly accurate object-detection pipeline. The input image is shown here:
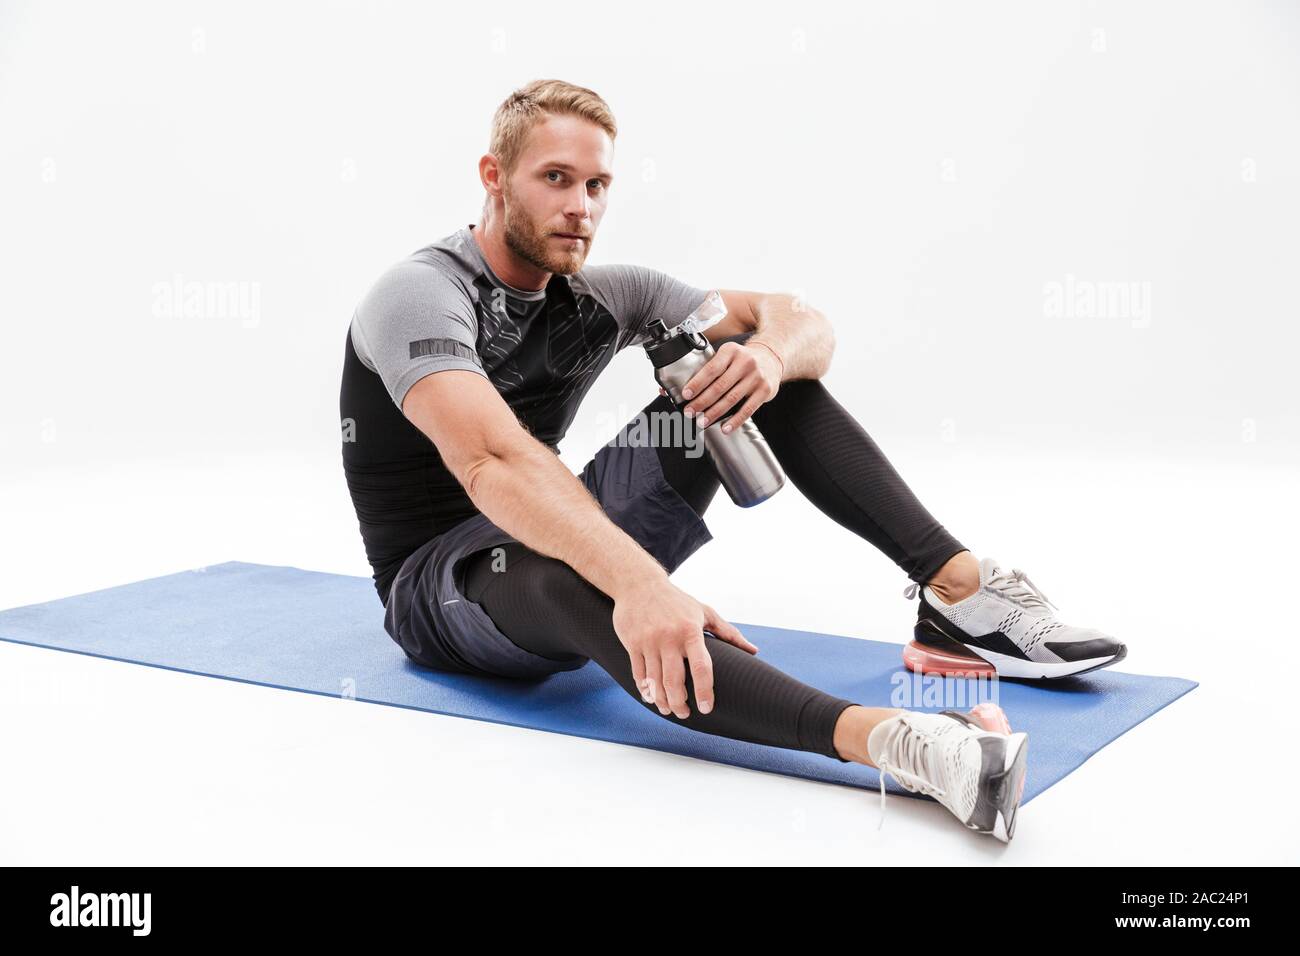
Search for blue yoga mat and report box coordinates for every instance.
[0,561,1196,803]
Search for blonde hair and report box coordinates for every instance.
[487,79,618,181]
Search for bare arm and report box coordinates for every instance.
[667,291,835,434]
[704,290,835,382]
[400,369,757,717]
[402,369,667,600]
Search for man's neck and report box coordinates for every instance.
[470,220,550,292]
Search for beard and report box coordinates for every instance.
[501,185,591,276]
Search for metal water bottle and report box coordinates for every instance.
[643,291,786,507]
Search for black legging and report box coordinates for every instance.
[643,330,966,587]
[462,357,968,763]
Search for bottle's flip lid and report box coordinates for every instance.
[676,289,727,337]
[642,289,727,366]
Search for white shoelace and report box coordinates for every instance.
[874,722,947,830]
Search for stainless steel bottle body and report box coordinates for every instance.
[653,342,785,507]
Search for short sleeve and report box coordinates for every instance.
[349,259,488,410]
[580,263,712,351]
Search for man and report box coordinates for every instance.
[339,79,1124,841]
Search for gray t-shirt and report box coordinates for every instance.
[340,222,711,603]
[350,223,710,423]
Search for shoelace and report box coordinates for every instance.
[874,721,946,831]
[988,567,1058,612]
[902,568,1058,612]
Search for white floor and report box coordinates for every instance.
[1,436,1295,865]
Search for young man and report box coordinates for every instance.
[339,79,1124,842]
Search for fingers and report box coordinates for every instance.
[660,650,690,719]
[683,358,744,426]
[720,394,766,434]
[644,654,667,715]
[688,373,747,428]
[623,596,744,721]
[630,651,655,705]
[683,344,778,428]
[703,380,752,430]
[638,641,709,718]
[685,637,715,715]
[680,342,739,406]
[703,605,759,654]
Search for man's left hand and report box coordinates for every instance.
[665,342,783,434]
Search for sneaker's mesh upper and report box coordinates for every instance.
[869,712,986,824]
[930,589,985,629]
[923,570,1111,665]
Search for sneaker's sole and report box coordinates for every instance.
[907,621,1128,680]
[904,639,998,678]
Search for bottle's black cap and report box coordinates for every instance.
[643,318,703,368]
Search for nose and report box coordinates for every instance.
[562,181,591,223]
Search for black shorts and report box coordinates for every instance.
[383,407,715,679]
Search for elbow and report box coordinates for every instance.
[462,451,499,502]
[460,432,545,502]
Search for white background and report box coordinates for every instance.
[2,0,1296,864]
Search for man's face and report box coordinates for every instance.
[499,113,614,276]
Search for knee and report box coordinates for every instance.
[753,377,827,424]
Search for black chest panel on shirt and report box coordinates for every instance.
[473,272,620,446]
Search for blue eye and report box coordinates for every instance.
[546,170,605,189]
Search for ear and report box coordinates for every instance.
[479,154,504,199]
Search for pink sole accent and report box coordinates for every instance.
[967,701,1012,735]
[902,640,998,678]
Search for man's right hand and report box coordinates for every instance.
[611,578,759,719]
[403,369,756,711]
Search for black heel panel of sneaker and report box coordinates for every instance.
[914,619,980,654]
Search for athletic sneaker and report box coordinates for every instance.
[902,557,1127,680]
[867,709,1029,842]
